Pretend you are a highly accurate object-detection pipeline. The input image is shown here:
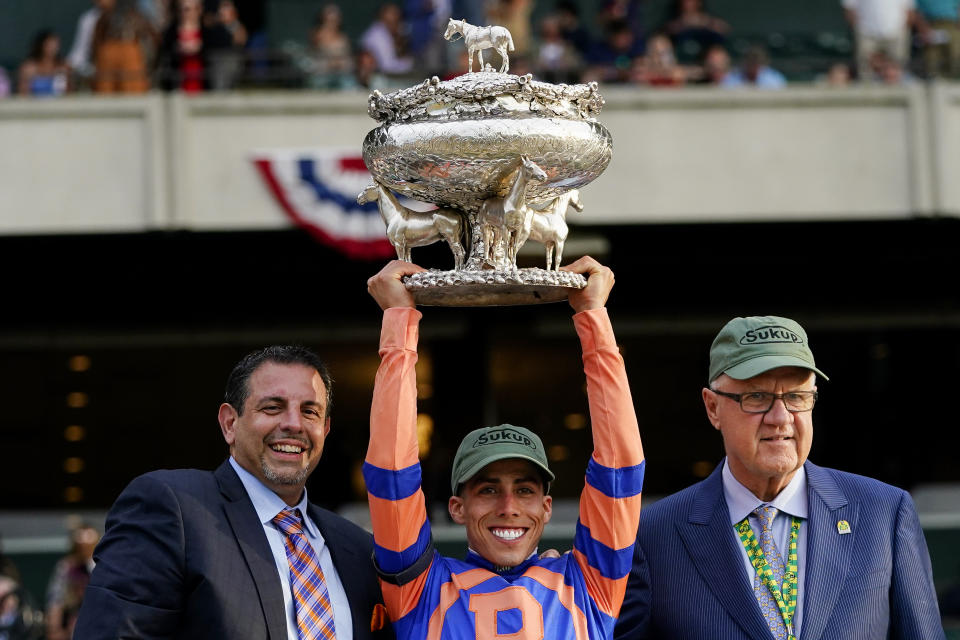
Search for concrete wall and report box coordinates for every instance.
[2,83,959,236]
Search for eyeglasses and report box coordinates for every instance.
[710,389,818,413]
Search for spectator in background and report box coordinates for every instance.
[159,0,208,92]
[664,0,729,64]
[67,0,112,88]
[45,524,99,640]
[843,0,917,81]
[92,0,158,93]
[18,30,71,97]
[632,33,687,86]
[452,0,485,27]
[698,42,731,84]
[0,536,21,640]
[204,0,248,90]
[404,0,452,75]
[916,0,960,77]
[487,0,534,58]
[536,14,582,83]
[597,0,644,49]
[723,44,786,88]
[0,68,10,98]
[867,49,915,82]
[584,19,644,83]
[355,48,389,89]
[361,3,414,76]
[0,537,17,583]
[303,4,355,89]
[822,61,853,85]
[555,1,592,58]
[0,575,21,640]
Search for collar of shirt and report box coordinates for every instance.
[721,458,809,525]
[228,456,322,540]
[465,548,538,576]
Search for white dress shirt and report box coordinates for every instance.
[722,458,808,636]
[230,457,354,640]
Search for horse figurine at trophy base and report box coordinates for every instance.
[443,18,515,73]
[527,189,584,271]
[357,182,466,270]
[479,156,548,270]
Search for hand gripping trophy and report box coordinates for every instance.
[359,19,611,305]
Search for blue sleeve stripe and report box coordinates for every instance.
[374,520,432,574]
[586,459,645,499]
[574,521,635,579]
[362,461,422,501]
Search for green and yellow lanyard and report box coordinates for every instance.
[735,515,801,640]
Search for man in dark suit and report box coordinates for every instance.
[614,316,944,640]
[75,345,393,640]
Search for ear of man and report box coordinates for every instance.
[702,387,722,430]
[218,403,239,445]
[448,495,466,525]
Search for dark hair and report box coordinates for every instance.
[28,29,58,61]
[669,0,706,20]
[224,345,333,417]
[555,0,579,16]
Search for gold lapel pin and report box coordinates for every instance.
[837,520,851,534]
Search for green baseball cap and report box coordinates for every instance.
[450,424,554,495]
[708,315,829,383]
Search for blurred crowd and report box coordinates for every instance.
[0,525,99,640]
[0,0,958,97]
[0,0,249,98]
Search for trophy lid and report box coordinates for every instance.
[367,73,606,125]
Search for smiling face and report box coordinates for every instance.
[219,362,330,505]
[703,366,815,501]
[448,459,552,569]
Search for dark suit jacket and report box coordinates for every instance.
[74,460,394,640]
[614,461,945,640]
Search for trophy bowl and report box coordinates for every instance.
[361,70,613,306]
[363,73,611,212]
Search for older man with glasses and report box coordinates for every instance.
[614,315,944,640]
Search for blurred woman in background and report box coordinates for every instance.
[92,0,158,93]
[18,30,71,96]
[158,0,208,92]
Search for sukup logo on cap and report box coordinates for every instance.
[451,424,554,495]
[739,325,804,345]
[473,427,537,449]
[708,315,829,383]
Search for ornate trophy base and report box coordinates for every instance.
[405,268,586,306]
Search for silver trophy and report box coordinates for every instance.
[359,19,612,306]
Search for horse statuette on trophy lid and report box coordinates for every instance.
[360,21,612,306]
[443,18,514,73]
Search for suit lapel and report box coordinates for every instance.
[216,461,289,640]
[309,504,370,639]
[676,465,774,640]
[798,462,857,640]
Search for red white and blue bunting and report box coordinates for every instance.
[252,148,398,260]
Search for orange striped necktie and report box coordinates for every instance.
[272,508,337,640]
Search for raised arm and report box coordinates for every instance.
[562,257,645,621]
[362,261,434,623]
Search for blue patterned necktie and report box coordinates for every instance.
[273,508,337,640]
[754,506,788,639]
